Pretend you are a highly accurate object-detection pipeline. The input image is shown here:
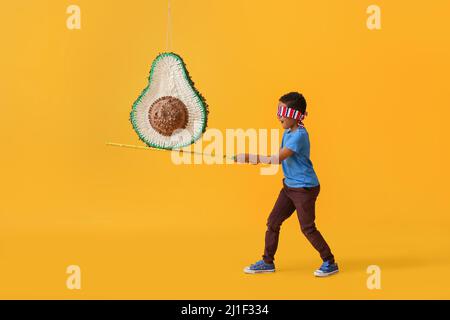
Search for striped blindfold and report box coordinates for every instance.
[277,105,307,121]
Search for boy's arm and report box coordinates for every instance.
[235,148,294,164]
[258,147,294,164]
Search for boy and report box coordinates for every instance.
[235,92,338,277]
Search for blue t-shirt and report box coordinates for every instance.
[281,127,320,188]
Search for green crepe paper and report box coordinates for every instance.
[130,52,209,150]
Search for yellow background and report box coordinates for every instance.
[1,0,450,299]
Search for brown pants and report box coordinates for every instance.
[263,180,334,264]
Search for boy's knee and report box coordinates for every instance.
[301,224,317,236]
[267,221,281,232]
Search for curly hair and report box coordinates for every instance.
[279,92,307,114]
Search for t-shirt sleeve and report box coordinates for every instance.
[284,131,305,154]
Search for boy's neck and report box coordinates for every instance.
[289,124,300,132]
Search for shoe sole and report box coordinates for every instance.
[243,267,275,274]
[313,269,339,277]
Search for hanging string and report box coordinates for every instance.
[166,0,172,51]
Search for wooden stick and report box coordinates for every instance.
[106,142,234,160]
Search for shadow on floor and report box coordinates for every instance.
[277,254,450,274]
